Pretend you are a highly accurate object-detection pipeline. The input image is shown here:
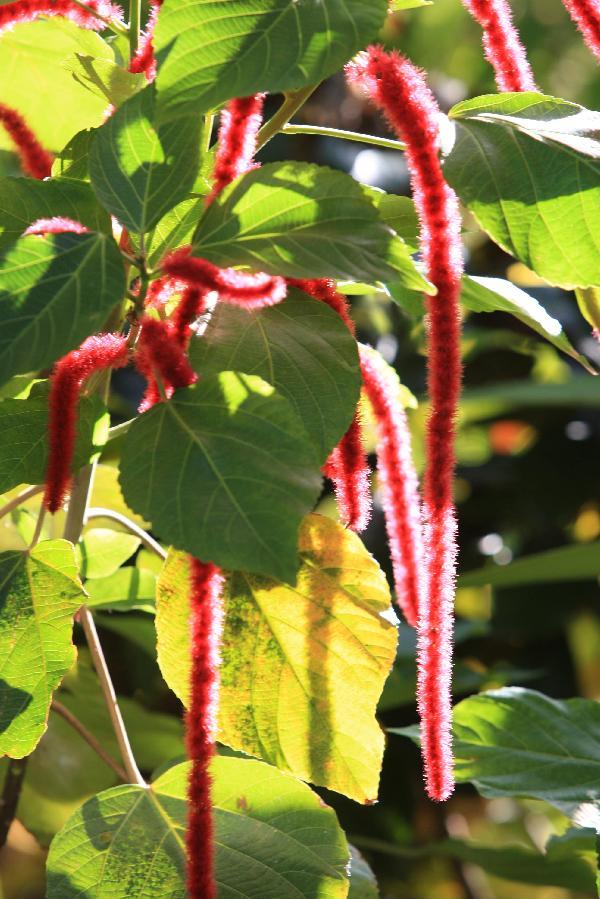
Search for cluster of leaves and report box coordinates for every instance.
[0,0,599,897]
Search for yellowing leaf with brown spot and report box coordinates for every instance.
[156,514,398,803]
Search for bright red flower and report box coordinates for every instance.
[0,0,123,33]
[44,334,128,512]
[461,0,536,92]
[323,410,372,533]
[186,558,224,899]
[349,47,462,801]
[129,0,162,81]
[134,316,197,411]
[207,94,265,204]
[0,103,53,179]
[561,0,600,61]
[24,217,88,235]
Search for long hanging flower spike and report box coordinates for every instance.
[0,103,53,178]
[348,48,463,801]
[134,316,197,411]
[461,0,537,92]
[359,344,424,628]
[186,559,224,899]
[560,0,600,61]
[44,334,129,512]
[129,0,162,81]
[0,0,123,33]
[24,217,88,235]
[207,93,266,204]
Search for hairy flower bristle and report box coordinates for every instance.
[0,103,53,179]
[349,47,462,801]
[323,410,372,533]
[460,0,536,92]
[0,0,124,33]
[561,0,600,61]
[44,334,128,512]
[134,316,197,411]
[129,0,162,81]
[207,94,265,204]
[186,558,224,899]
[24,217,88,235]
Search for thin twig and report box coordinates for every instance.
[0,485,43,522]
[86,507,167,560]
[0,758,28,848]
[281,123,407,152]
[129,0,142,59]
[51,699,128,782]
[28,504,47,549]
[255,84,319,152]
[107,418,135,441]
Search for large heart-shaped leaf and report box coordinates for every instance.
[0,540,85,757]
[90,87,201,234]
[193,162,430,289]
[0,383,107,494]
[0,177,110,251]
[189,291,361,463]
[77,528,141,580]
[156,515,398,803]
[444,93,600,289]
[47,756,350,898]
[0,20,112,156]
[0,231,126,384]
[120,373,321,582]
[154,0,387,121]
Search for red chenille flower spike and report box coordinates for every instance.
[186,558,224,899]
[24,217,88,235]
[349,48,462,801]
[44,334,128,513]
[461,0,537,92]
[359,344,424,628]
[172,286,209,348]
[561,0,600,61]
[0,103,53,179]
[323,410,372,533]
[207,94,266,204]
[0,0,123,33]
[134,316,197,411]
[129,0,162,81]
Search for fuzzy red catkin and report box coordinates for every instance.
[135,316,197,411]
[44,334,128,513]
[348,48,462,801]
[172,286,209,348]
[561,0,600,61]
[24,217,88,235]
[461,0,536,92]
[359,344,423,628]
[186,559,224,899]
[129,0,162,81]
[207,93,266,204]
[0,103,53,179]
[323,410,372,533]
[0,0,123,33]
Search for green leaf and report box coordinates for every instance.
[142,197,205,268]
[51,130,94,181]
[189,291,361,463]
[0,540,84,757]
[460,541,600,588]
[0,177,110,251]
[120,372,321,582]
[0,231,126,384]
[461,275,595,373]
[390,0,432,7]
[445,93,600,289]
[156,515,398,803]
[85,567,156,613]
[77,528,141,579]
[348,846,379,898]
[89,86,201,234]
[64,54,146,107]
[0,20,114,154]
[432,688,600,813]
[154,0,387,121]
[372,192,420,251]
[193,162,430,289]
[47,755,350,898]
[0,384,107,494]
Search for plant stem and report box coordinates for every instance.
[0,758,28,848]
[70,0,128,36]
[51,700,128,783]
[255,85,319,152]
[281,123,407,152]
[86,507,167,560]
[28,504,46,549]
[202,114,215,154]
[64,467,146,788]
[107,418,135,441]
[0,485,43,522]
[129,0,142,61]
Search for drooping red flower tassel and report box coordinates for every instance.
[129,0,162,81]
[349,48,463,801]
[134,316,197,411]
[207,94,266,204]
[0,0,123,33]
[163,248,286,310]
[359,344,424,627]
[24,217,88,235]
[44,334,128,512]
[323,410,372,533]
[561,0,600,61]
[0,103,53,179]
[461,0,537,92]
[171,287,209,349]
[186,558,224,899]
